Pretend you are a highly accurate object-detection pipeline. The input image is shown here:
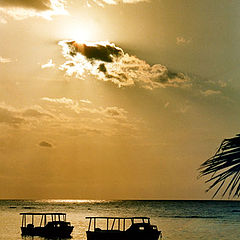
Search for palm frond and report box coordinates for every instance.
[199,134,240,198]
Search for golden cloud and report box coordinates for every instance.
[0,0,68,22]
[0,99,138,137]
[59,40,190,90]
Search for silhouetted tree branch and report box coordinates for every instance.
[199,134,240,198]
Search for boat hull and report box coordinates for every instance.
[86,230,161,240]
[21,226,73,237]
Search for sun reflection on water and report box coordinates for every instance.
[37,199,111,204]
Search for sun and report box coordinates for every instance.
[61,20,98,42]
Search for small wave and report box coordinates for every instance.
[161,215,222,219]
[23,206,36,209]
[232,210,240,212]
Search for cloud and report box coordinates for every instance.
[39,141,52,147]
[0,99,138,139]
[176,36,191,45]
[164,102,170,108]
[41,97,74,105]
[41,97,137,136]
[59,40,190,90]
[0,107,24,126]
[0,0,51,10]
[67,41,123,62]
[201,89,221,96]
[63,127,102,136]
[0,56,11,63]
[102,107,127,119]
[41,97,127,119]
[41,59,55,69]
[0,103,54,128]
[22,109,52,118]
[0,0,68,22]
[88,0,148,7]
[179,105,190,113]
[0,99,137,137]
[80,99,92,104]
[0,17,7,24]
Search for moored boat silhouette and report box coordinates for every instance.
[20,212,74,237]
[86,216,162,240]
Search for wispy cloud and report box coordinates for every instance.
[0,17,7,24]
[59,40,190,90]
[164,102,170,108]
[0,99,137,137]
[87,0,148,7]
[41,59,55,69]
[41,97,127,119]
[0,0,68,22]
[179,105,190,113]
[176,36,191,45]
[80,99,92,104]
[0,103,53,128]
[22,109,53,118]
[0,56,11,63]
[201,89,221,97]
[0,107,24,126]
[41,97,137,136]
[41,97,74,104]
[0,0,54,10]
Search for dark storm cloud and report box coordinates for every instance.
[39,141,52,148]
[0,0,52,10]
[67,41,123,62]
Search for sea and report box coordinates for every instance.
[0,200,240,240]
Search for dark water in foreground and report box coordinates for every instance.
[0,200,240,240]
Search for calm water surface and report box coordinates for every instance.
[0,200,240,240]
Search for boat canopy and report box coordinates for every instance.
[20,213,67,216]
[20,213,67,227]
[86,217,151,231]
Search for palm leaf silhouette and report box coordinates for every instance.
[199,134,240,198]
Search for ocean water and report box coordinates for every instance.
[0,200,240,240]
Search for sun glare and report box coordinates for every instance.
[61,21,98,42]
[37,199,110,204]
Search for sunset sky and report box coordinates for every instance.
[0,0,240,199]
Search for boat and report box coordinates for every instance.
[86,217,162,240]
[20,212,74,238]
